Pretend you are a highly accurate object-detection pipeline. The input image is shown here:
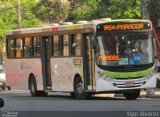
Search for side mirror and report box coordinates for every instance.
[0,97,4,108]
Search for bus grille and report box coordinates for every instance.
[113,77,146,88]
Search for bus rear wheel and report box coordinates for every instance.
[29,76,39,97]
[29,76,48,97]
[123,89,141,100]
[70,92,75,98]
[74,78,91,100]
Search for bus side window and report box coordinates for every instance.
[24,37,31,57]
[15,38,23,58]
[70,34,81,56]
[63,34,70,56]
[75,34,82,56]
[70,34,76,55]
[53,35,61,56]
[8,39,15,58]
[33,37,41,57]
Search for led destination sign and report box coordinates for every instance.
[104,23,144,31]
[97,22,151,32]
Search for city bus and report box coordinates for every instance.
[5,19,157,100]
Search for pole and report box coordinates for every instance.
[18,0,21,29]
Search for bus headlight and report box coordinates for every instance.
[145,72,154,80]
[106,77,113,81]
[97,71,113,81]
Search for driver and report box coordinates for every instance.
[104,35,116,55]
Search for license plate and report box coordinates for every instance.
[125,81,135,87]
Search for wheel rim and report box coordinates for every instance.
[76,82,83,95]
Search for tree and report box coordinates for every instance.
[107,0,141,19]
[0,0,41,42]
[33,0,71,23]
[0,1,17,40]
[20,0,42,28]
[69,0,99,21]
[147,0,160,22]
[70,0,141,22]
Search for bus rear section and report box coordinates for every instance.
[5,36,45,93]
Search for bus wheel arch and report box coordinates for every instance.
[73,74,83,87]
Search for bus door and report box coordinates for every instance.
[41,36,52,89]
[83,33,96,91]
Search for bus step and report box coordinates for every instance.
[45,89,52,93]
[46,86,52,89]
[85,90,95,92]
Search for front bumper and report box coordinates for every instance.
[96,74,157,92]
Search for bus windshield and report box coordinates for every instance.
[96,33,153,66]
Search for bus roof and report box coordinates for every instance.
[6,19,151,35]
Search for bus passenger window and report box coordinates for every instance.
[70,34,76,55]
[33,37,41,57]
[75,34,81,56]
[15,38,23,58]
[63,34,70,56]
[8,39,15,58]
[53,35,60,56]
[24,37,31,57]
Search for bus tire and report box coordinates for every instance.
[123,89,140,100]
[7,86,11,90]
[29,76,39,97]
[74,77,91,100]
[2,86,5,90]
[70,92,75,98]
[39,91,48,97]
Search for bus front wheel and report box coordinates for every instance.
[74,77,91,100]
[123,89,140,100]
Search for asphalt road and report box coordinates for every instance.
[0,89,160,117]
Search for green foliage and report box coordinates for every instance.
[0,1,17,41]
[21,0,42,28]
[106,0,141,19]
[70,0,141,22]
[148,0,160,21]
[33,0,71,23]
[0,0,41,41]
[70,0,99,21]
